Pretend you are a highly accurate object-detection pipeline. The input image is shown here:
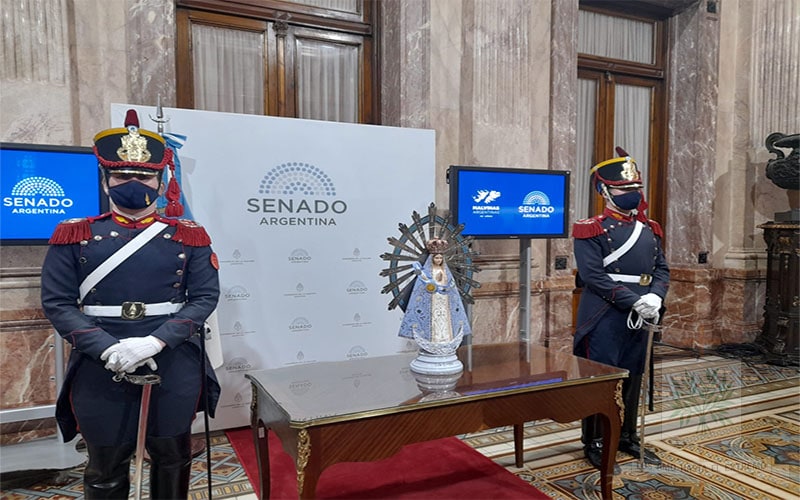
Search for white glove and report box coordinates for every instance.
[125,356,158,373]
[100,347,123,372]
[633,293,662,319]
[115,336,164,373]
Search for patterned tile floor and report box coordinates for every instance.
[463,344,800,500]
[1,343,798,500]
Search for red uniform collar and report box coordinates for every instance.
[111,210,160,228]
[603,207,634,222]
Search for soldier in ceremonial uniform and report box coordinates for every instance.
[41,110,220,499]
[572,153,669,470]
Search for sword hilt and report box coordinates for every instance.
[113,372,162,385]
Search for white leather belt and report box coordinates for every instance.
[607,273,653,286]
[83,301,184,320]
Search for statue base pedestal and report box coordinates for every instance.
[409,351,464,376]
[410,366,463,393]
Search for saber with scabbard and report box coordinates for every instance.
[113,371,162,500]
[638,319,659,470]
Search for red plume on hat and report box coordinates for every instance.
[125,109,139,128]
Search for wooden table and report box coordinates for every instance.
[246,342,627,499]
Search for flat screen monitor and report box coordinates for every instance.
[1,142,107,245]
[448,165,570,239]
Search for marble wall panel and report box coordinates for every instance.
[0,326,55,410]
[716,268,765,344]
[471,280,520,345]
[72,0,129,143]
[399,0,431,130]
[1,269,60,441]
[431,0,463,203]
[0,274,45,322]
[0,0,69,83]
[544,276,577,353]
[662,268,718,349]
[749,0,800,149]
[0,0,75,145]
[0,417,58,445]
[549,0,579,271]
[379,0,402,127]
[528,293,547,344]
[126,0,177,107]
[0,247,48,271]
[469,0,548,169]
[661,266,763,350]
[713,0,739,267]
[666,3,719,268]
[717,0,760,263]
[469,275,573,351]
[0,83,75,144]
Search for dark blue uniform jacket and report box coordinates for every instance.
[41,212,221,442]
[573,208,670,349]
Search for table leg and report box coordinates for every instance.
[513,423,524,467]
[299,469,320,500]
[253,423,270,500]
[598,378,623,500]
[599,412,619,499]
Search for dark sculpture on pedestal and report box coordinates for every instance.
[756,132,799,365]
[765,133,800,187]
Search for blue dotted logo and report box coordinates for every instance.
[247,163,347,226]
[11,177,66,197]
[519,191,554,217]
[259,163,336,196]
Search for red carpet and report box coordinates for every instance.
[226,427,550,499]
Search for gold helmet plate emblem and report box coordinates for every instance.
[621,158,639,181]
[117,129,152,163]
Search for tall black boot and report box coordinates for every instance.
[581,415,620,473]
[83,442,135,499]
[581,415,600,446]
[146,433,192,500]
[620,375,642,441]
[619,375,661,465]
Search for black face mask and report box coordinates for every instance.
[611,190,642,210]
[108,181,160,210]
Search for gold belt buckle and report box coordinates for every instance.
[121,301,146,320]
[639,274,653,286]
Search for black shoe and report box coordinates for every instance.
[583,441,621,474]
[619,437,662,466]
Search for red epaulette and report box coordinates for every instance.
[572,216,604,239]
[647,219,664,238]
[156,215,212,247]
[47,213,110,245]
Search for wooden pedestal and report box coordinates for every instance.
[756,221,800,365]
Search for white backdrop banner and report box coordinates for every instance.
[111,105,434,429]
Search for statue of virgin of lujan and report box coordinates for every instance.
[398,239,471,345]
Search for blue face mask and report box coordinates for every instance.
[108,181,160,210]
[611,190,642,210]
